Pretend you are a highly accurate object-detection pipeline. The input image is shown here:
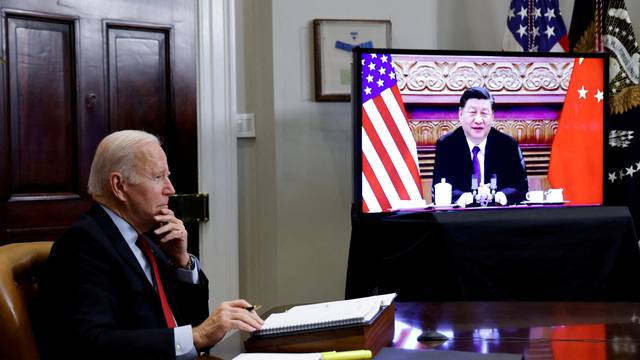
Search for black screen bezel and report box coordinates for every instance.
[352,47,609,219]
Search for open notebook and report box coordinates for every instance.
[252,293,396,336]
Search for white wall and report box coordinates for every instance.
[235,0,279,310]
[235,0,640,310]
[271,0,439,306]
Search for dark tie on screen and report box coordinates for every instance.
[472,146,481,184]
[136,236,177,328]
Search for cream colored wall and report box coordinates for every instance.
[235,0,640,310]
[235,0,279,310]
[270,0,439,307]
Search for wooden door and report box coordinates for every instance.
[0,0,199,254]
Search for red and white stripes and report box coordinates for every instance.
[362,86,424,212]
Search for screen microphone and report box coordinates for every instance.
[490,174,497,191]
[471,175,478,191]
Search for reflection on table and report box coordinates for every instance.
[208,301,640,359]
[394,302,640,360]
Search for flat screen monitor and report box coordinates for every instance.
[352,48,607,215]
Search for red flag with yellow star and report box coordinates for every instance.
[548,57,605,204]
[569,0,640,231]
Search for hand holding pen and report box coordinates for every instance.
[192,299,264,350]
[245,304,262,312]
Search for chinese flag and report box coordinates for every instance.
[548,58,604,204]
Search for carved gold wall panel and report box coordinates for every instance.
[410,120,558,147]
[413,120,555,179]
[393,56,574,98]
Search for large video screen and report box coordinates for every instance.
[353,48,607,214]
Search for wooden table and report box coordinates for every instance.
[207,301,640,359]
[394,302,640,359]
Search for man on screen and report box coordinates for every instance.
[432,86,528,206]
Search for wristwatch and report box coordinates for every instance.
[179,254,195,270]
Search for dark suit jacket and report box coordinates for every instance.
[36,203,210,360]
[432,127,528,204]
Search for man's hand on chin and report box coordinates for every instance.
[153,208,190,266]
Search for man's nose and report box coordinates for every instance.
[473,114,484,123]
[164,179,175,195]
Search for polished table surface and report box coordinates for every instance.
[393,302,640,359]
[206,301,640,359]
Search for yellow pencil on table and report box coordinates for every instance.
[321,350,372,360]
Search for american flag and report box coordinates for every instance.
[503,0,569,52]
[360,53,425,213]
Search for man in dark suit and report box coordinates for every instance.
[432,87,528,206]
[37,130,263,359]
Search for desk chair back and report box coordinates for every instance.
[0,241,52,360]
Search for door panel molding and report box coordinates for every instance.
[7,15,79,198]
[0,1,198,248]
[197,0,239,307]
[105,23,172,134]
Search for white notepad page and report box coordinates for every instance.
[254,293,396,336]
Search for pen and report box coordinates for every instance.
[245,304,262,312]
[321,350,372,360]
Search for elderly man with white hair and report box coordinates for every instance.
[37,130,263,359]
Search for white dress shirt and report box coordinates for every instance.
[101,205,200,359]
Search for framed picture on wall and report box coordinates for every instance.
[313,19,391,102]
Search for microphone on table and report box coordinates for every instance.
[418,329,449,342]
[490,174,498,206]
[471,175,479,207]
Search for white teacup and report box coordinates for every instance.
[545,188,564,202]
[526,190,544,202]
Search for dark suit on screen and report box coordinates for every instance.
[37,203,209,360]
[432,127,528,204]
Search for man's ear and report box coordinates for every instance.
[109,172,127,202]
